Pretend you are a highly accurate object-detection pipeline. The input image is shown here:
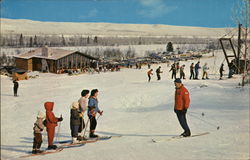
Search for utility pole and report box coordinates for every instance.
[237,24,242,74]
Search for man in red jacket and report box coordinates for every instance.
[44,102,63,150]
[174,78,191,137]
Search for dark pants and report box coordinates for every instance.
[78,117,85,133]
[14,87,18,96]
[88,115,97,131]
[148,75,151,82]
[175,109,190,132]
[157,74,161,80]
[228,69,234,78]
[220,71,223,79]
[180,71,185,79]
[33,133,42,149]
[195,70,199,79]
[172,71,176,79]
[190,70,194,79]
[70,125,80,137]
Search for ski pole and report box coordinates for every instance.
[189,111,205,117]
[96,114,101,121]
[188,112,220,130]
[55,114,62,143]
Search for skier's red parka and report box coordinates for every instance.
[174,84,190,110]
[44,102,58,128]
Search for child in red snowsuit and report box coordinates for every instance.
[44,102,63,150]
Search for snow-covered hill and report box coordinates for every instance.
[1,18,230,37]
[1,51,249,160]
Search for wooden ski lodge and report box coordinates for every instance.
[14,46,98,73]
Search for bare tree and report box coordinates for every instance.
[233,0,250,86]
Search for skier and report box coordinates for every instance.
[70,102,81,144]
[194,61,201,79]
[13,79,19,97]
[169,63,177,79]
[147,69,153,82]
[202,63,209,79]
[189,63,195,80]
[228,61,235,78]
[88,89,103,138]
[174,78,191,137]
[156,66,163,80]
[32,111,46,154]
[148,63,151,69]
[219,64,224,80]
[77,89,90,140]
[180,65,186,79]
[176,62,180,74]
[44,102,63,150]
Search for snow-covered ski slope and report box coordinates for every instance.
[1,51,249,160]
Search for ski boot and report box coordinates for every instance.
[48,145,58,150]
[89,132,99,138]
[180,130,191,137]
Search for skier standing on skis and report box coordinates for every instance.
[156,66,163,80]
[32,111,46,154]
[202,63,209,79]
[194,61,201,79]
[88,89,103,138]
[44,102,63,150]
[77,89,90,140]
[219,64,224,80]
[13,79,19,97]
[180,65,186,79]
[169,63,177,79]
[70,102,81,144]
[189,63,195,80]
[174,78,191,137]
[147,69,153,82]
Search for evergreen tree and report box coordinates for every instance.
[34,35,38,46]
[62,35,66,46]
[94,36,98,44]
[166,42,174,52]
[19,34,24,47]
[29,37,33,47]
[87,36,90,44]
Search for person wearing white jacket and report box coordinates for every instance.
[77,89,90,140]
[202,63,209,79]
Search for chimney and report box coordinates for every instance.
[42,46,52,57]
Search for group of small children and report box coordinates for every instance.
[32,89,103,154]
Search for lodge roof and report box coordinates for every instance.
[14,47,98,60]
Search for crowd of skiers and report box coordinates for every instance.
[147,61,236,82]
[31,89,103,154]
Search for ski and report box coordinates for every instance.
[89,135,122,140]
[20,147,63,158]
[60,139,97,147]
[152,132,210,143]
[59,135,122,144]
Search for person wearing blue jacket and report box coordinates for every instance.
[194,61,201,79]
[88,89,103,138]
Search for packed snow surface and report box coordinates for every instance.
[1,52,249,160]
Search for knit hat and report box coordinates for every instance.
[37,111,45,119]
[174,78,182,83]
[71,102,79,109]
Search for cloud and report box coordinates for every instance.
[79,8,98,19]
[137,0,177,18]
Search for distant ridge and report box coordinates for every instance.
[1,18,230,37]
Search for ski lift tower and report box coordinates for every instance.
[219,24,242,74]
